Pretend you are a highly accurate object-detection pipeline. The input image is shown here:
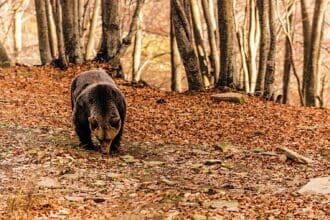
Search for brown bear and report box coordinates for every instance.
[71,70,126,154]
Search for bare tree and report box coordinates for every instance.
[51,0,68,68]
[171,0,204,91]
[304,0,329,106]
[263,0,276,100]
[61,0,84,64]
[0,40,10,67]
[190,0,210,85]
[85,0,100,60]
[282,1,295,104]
[255,0,270,95]
[35,0,52,65]
[201,0,219,83]
[217,0,237,88]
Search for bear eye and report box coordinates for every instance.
[91,121,98,130]
[110,118,120,127]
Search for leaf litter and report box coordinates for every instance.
[0,64,329,219]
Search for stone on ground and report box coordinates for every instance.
[298,177,330,195]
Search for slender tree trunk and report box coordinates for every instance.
[190,0,209,85]
[247,0,259,93]
[132,13,143,82]
[0,41,11,67]
[61,0,84,64]
[282,3,295,104]
[52,0,68,68]
[171,0,204,91]
[255,0,270,95]
[305,0,329,106]
[263,0,276,100]
[300,0,311,99]
[97,0,120,61]
[45,0,57,59]
[117,0,146,57]
[85,0,100,60]
[13,0,30,55]
[217,0,237,88]
[171,6,182,92]
[201,0,219,84]
[35,0,52,65]
[237,27,250,92]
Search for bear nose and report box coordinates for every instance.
[100,140,112,154]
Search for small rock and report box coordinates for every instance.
[211,93,245,104]
[214,143,239,154]
[94,180,106,187]
[121,155,138,163]
[65,196,84,202]
[93,197,106,203]
[320,148,330,161]
[38,177,61,189]
[204,159,222,165]
[106,172,123,179]
[206,200,239,212]
[144,160,165,166]
[160,177,176,186]
[298,177,330,195]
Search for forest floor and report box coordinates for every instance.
[0,64,329,219]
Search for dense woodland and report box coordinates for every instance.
[0,0,329,219]
[0,0,329,107]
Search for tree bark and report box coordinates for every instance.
[305,0,329,106]
[300,0,311,99]
[171,0,204,91]
[201,0,219,83]
[263,0,276,100]
[247,0,260,93]
[282,3,295,104]
[255,0,270,95]
[190,0,209,85]
[45,0,57,58]
[35,0,52,65]
[117,0,146,57]
[86,0,100,60]
[171,4,183,92]
[132,13,143,82]
[0,41,11,67]
[51,0,68,68]
[217,0,237,88]
[61,0,84,64]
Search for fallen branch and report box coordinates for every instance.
[276,147,313,164]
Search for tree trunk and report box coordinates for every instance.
[304,0,329,106]
[171,0,204,91]
[0,41,11,67]
[97,0,120,61]
[190,0,209,85]
[13,0,30,55]
[52,0,68,68]
[117,0,146,57]
[255,0,270,95]
[217,0,237,88]
[300,0,311,100]
[201,0,219,83]
[61,0,84,64]
[171,4,183,92]
[35,0,52,65]
[45,0,57,58]
[247,0,259,93]
[132,13,143,82]
[282,3,295,104]
[86,0,100,60]
[263,0,276,100]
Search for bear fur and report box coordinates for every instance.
[71,70,126,154]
